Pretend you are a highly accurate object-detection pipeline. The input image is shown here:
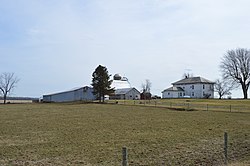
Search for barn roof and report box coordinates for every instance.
[111,80,131,89]
[43,86,92,96]
[115,88,140,95]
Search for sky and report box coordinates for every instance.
[0,0,250,98]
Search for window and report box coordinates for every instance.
[191,85,194,89]
[192,92,194,96]
[203,85,205,89]
[180,93,182,97]
[168,92,170,95]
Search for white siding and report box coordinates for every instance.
[43,87,96,102]
[162,91,178,98]
[111,88,141,100]
[173,83,214,98]
[125,89,140,100]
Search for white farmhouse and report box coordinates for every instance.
[162,77,215,99]
[43,86,96,102]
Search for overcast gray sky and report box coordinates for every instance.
[1,0,250,98]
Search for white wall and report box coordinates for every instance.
[43,87,96,102]
[173,83,214,98]
[125,89,140,100]
[162,91,181,98]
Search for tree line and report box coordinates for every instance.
[1,48,250,103]
[91,48,250,101]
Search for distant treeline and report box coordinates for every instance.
[0,97,39,101]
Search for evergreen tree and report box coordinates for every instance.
[91,65,114,102]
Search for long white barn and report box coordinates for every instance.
[43,86,96,102]
[162,77,215,99]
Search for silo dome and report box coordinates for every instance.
[113,74,122,80]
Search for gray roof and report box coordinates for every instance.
[162,86,184,93]
[172,77,215,85]
[115,88,140,95]
[44,86,92,96]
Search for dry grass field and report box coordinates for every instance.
[0,100,33,104]
[0,101,249,165]
[114,99,250,113]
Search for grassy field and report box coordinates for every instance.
[113,99,250,113]
[0,102,249,165]
[0,100,33,104]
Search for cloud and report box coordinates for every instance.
[0,0,250,97]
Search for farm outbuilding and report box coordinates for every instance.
[43,86,96,102]
[110,88,140,100]
[111,73,131,89]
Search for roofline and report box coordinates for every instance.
[162,87,184,93]
[172,82,215,85]
[172,76,215,85]
[43,86,92,96]
[115,87,140,95]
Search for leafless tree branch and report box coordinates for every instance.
[0,72,19,104]
[220,48,250,99]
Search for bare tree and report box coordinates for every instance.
[214,79,234,99]
[220,48,250,99]
[141,79,152,100]
[141,79,151,93]
[0,73,19,104]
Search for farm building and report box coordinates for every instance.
[110,88,140,100]
[43,86,96,102]
[140,92,152,100]
[109,73,140,100]
[162,77,215,99]
[111,74,131,89]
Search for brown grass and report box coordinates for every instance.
[0,103,249,165]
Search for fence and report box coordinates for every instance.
[109,99,250,113]
[119,132,249,166]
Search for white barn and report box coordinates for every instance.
[111,74,131,89]
[162,77,215,99]
[110,88,140,100]
[109,73,140,100]
[43,86,96,102]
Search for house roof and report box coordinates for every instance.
[172,77,215,85]
[162,87,184,93]
[115,88,140,95]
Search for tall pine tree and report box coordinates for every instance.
[91,65,114,102]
